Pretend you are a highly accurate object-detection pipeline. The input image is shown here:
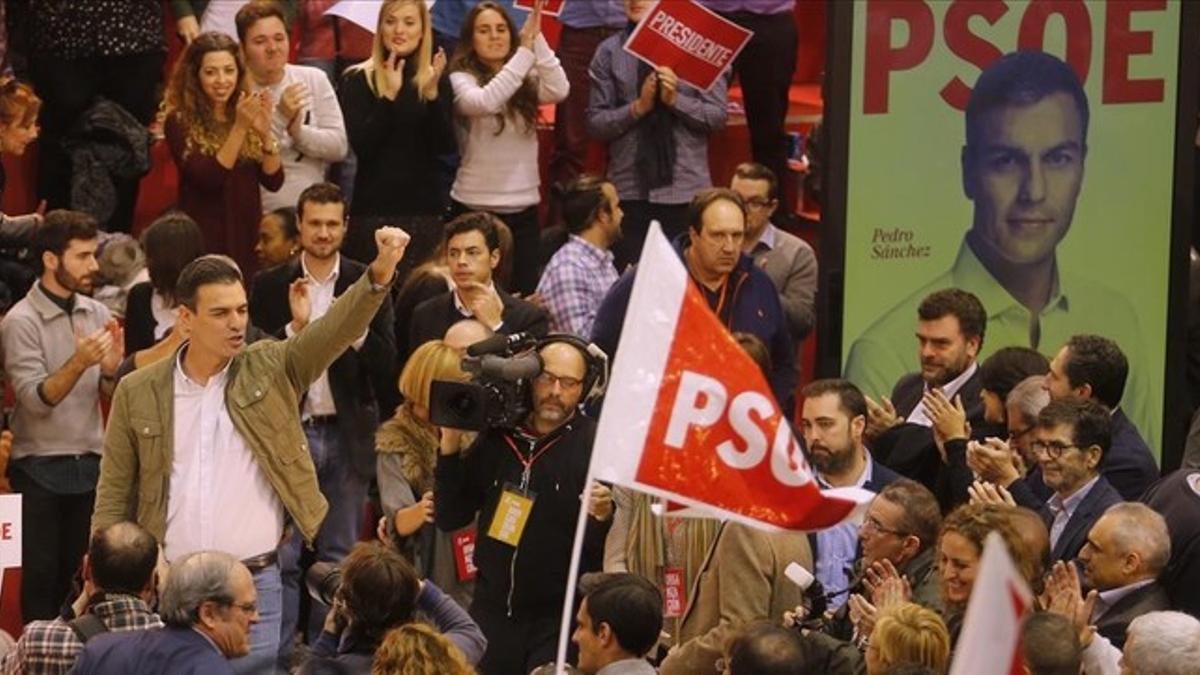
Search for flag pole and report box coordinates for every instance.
[553,460,598,672]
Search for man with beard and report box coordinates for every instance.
[863,288,1000,502]
[435,338,613,675]
[536,175,623,337]
[248,182,395,658]
[799,379,898,605]
[0,210,123,621]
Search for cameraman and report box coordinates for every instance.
[300,542,485,674]
[435,339,614,675]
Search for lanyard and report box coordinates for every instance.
[503,433,562,491]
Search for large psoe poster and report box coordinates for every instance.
[835,0,1185,457]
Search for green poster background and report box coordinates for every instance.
[839,1,1179,456]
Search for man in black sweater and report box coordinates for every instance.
[435,339,612,675]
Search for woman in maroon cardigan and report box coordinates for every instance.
[163,31,283,277]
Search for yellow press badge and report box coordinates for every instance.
[487,484,536,546]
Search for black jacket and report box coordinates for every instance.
[872,369,1003,507]
[1140,469,1200,618]
[1105,408,1159,500]
[434,414,609,617]
[1094,581,1171,649]
[249,255,397,479]
[407,287,548,362]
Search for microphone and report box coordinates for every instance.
[466,332,537,357]
[473,352,542,381]
[785,562,847,629]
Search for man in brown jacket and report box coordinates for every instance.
[91,228,410,674]
[659,521,813,675]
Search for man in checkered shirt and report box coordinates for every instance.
[0,522,161,674]
[536,176,623,337]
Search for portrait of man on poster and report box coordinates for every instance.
[844,50,1151,450]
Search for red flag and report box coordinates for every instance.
[623,0,753,91]
[592,223,870,531]
[949,532,1034,675]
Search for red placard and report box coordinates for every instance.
[623,0,753,91]
[452,528,478,582]
[513,0,566,18]
[662,567,686,618]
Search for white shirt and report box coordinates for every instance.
[150,290,177,342]
[165,348,284,562]
[906,361,979,427]
[284,253,366,418]
[198,1,247,41]
[450,34,569,211]
[251,63,349,211]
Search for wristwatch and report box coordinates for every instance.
[264,137,280,155]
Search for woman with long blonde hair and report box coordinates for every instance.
[447,0,567,296]
[340,0,453,275]
[162,31,282,277]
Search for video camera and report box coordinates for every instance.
[429,333,542,431]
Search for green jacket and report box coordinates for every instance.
[92,272,390,547]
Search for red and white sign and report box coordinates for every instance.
[623,0,753,91]
[513,0,566,17]
[949,532,1034,675]
[592,223,871,532]
[452,528,477,582]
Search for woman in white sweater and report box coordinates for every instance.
[448,0,567,296]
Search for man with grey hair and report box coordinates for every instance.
[1078,503,1171,648]
[1077,611,1200,675]
[70,551,257,674]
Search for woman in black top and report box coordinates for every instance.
[123,212,205,354]
[340,0,454,280]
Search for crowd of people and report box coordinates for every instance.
[0,1,1195,675]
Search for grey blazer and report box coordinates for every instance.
[750,226,818,342]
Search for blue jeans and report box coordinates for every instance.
[231,563,282,674]
[278,423,368,657]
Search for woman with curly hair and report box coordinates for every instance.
[163,31,283,276]
[936,503,1039,646]
[372,622,475,675]
[340,0,454,273]
[448,0,567,296]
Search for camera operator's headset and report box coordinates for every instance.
[535,333,609,405]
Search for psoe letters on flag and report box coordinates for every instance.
[591,223,871,532]
[623,0,754,91]
[949,531,1034,675]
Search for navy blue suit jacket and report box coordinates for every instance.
[1105,408,1159,500]
[69,626,234,675]
[1044,475,1123,563]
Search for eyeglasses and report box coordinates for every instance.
[1007,426,1033,442]
[535,371,583,390]
[861,515,907,537]
[1030,440,1076,459]
[744,197,776,210]
[219,599,258,615]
